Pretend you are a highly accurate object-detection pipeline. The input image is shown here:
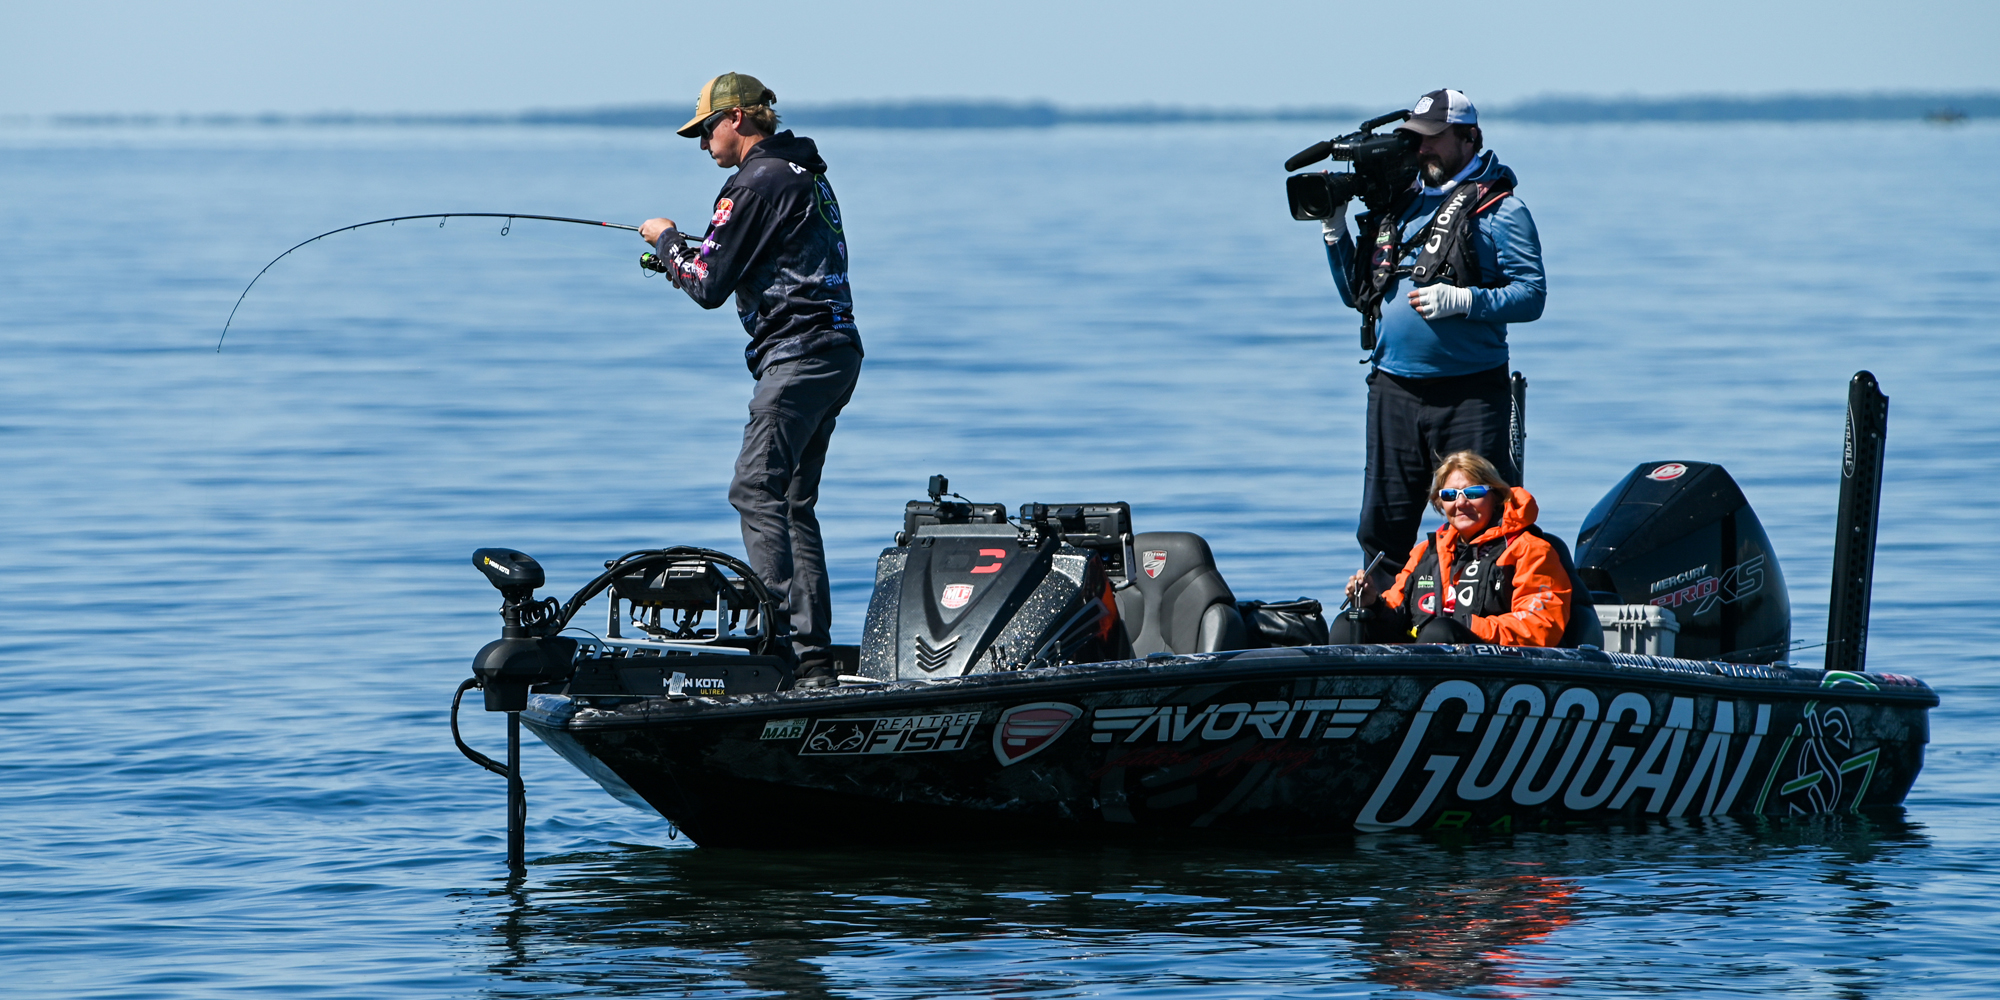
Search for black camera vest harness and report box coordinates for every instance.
[1352,172,1516,350]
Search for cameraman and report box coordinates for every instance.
[1323,89,1545,575]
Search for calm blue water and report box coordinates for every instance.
[3,119,1997,998]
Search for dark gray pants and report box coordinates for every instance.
[1358,364,1519,569]
[729,346,861,657]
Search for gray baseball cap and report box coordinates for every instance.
[1398,89,1476,136]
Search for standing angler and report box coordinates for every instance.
[640,72,862,687]
[1322,89,1546,581]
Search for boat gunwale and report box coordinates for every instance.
[524,644,1939,732]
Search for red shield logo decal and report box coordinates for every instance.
[940,583,974,609]
[1647,462,1688,481]
[992,702,1081,765]
[1417,592,1438,615]
[1141,550,1167,579]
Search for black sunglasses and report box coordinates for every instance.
[699,109,734,140]
[1437,485,1492,502]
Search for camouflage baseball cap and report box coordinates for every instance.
[677,72,778,137]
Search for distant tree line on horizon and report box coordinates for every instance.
[49,92,1998,129]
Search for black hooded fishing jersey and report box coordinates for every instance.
[654,131,862,375]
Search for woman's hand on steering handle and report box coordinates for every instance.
[1346,568,1379,608]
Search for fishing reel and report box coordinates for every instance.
[640,252,673,276]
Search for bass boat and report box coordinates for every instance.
[452,373,1933,860]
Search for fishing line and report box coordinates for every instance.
[217,213,646,351]
[481,226,638,264]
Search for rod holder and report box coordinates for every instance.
[1508,371,1527,484]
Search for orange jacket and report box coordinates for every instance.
[1380,487,1571,647]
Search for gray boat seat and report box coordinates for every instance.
[1532,527,1604,650]
[1115,532,1248,656]
[1568,602,1605,650]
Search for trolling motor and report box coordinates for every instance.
[454,547,578,873]
[469,548,577,710]
[452,544,793,870]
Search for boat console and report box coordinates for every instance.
[861,496,1131,680]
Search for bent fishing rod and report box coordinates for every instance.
[217,212,676,351]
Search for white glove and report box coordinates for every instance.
[1320,202,1348,245]
[1410,283,1473,319]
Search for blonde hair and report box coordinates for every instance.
[737,104,780,135]
[1429,451,1511,513]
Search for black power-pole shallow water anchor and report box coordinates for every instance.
[216,213,647,352]
[1825,371,1889,673]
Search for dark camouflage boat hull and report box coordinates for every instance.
[521,643,1935,848]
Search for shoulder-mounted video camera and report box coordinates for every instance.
[1284,109,1419,220]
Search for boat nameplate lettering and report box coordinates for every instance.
[1091,699,1382,743]
[1354,679,1774,832]
[759,718,807,740]
[799,712,983,755]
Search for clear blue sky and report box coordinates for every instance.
[5,0,1995,116]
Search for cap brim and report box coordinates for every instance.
[675,113,706,138]
[1396,118,1450,136]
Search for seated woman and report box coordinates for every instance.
[1332,450,1571,647]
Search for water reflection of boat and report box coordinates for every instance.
[467,820,1922,997]
[454,374,1933,854]
[1358,872,1578,993]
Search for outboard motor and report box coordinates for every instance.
[1573,462,1791,663]
[859,479,1130,680]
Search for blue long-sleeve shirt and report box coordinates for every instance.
[1328,150,1545,378]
